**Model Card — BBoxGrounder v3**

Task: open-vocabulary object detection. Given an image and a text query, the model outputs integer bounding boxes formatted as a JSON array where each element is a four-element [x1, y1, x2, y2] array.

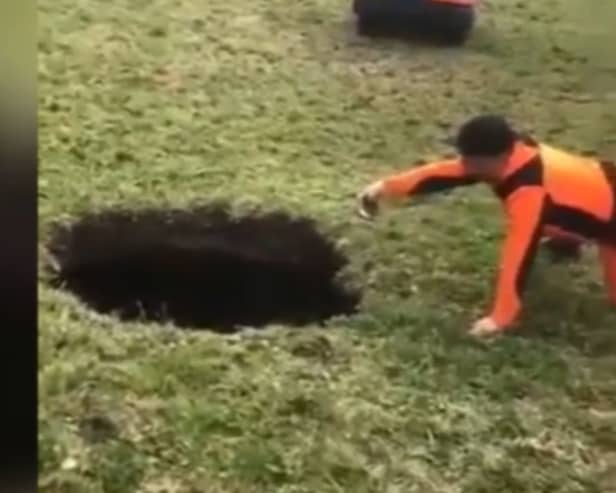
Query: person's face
[[461, 152, 510, 181]]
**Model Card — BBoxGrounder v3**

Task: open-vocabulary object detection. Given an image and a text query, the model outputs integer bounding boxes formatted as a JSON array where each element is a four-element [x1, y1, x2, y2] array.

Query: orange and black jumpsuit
[[379, 137, 616, 327]]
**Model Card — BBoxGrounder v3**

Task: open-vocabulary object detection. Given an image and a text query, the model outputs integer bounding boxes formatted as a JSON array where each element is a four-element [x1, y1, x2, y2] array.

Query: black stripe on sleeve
[[412, 175, 479, 195], [494, 156, 543, 200]]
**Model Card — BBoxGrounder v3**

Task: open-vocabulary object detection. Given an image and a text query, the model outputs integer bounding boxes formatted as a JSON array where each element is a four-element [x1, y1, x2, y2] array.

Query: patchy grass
[[38, 0, 616, 492]]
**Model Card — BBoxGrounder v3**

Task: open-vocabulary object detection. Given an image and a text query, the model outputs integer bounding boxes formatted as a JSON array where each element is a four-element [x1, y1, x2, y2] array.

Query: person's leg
[[599, 244, 616, 305]]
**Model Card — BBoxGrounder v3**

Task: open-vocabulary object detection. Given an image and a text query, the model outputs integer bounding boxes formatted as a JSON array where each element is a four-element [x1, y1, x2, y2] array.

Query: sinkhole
[[45, 204, 360, 333]]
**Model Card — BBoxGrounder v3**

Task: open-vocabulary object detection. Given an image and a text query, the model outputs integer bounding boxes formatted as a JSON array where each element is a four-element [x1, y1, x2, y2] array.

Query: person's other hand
[[469, 317, 505, 338]]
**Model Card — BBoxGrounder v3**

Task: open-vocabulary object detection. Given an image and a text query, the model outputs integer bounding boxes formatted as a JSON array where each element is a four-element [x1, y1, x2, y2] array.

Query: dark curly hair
[[455, 114, 517, 157]]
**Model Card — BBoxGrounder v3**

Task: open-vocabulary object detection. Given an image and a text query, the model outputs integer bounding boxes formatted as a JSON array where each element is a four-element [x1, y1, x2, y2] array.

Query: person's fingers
[[357, 208, 371, 220], [357, 192, 379, 218], [468, 317, 504, 338], [356, 198, 373, 219], [357, 205, 374, 220], [356, 181, 383, 220]]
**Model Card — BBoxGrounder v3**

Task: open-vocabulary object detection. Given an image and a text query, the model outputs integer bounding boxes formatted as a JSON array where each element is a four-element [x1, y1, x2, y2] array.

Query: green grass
[[38, 0, 616, 491]]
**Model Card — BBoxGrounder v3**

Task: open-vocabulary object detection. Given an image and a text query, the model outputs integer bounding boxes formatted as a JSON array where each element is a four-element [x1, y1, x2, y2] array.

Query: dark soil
[[45, 204, 360, 332]]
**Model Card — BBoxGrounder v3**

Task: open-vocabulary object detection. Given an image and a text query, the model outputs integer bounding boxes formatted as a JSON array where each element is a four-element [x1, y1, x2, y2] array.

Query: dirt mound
[[45, 204, 360, 332]]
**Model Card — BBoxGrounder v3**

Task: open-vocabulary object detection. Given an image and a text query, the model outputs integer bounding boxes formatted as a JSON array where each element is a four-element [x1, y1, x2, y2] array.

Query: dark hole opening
[[44, 204, 360, 333]]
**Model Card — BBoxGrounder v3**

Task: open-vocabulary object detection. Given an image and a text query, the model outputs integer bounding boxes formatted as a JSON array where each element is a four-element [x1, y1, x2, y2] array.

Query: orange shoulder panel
[[540, 144, 614, 222]]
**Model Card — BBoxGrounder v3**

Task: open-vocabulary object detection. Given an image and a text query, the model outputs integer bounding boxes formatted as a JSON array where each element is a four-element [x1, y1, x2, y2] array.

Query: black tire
[[353, 0, 475, 45], [422, 3, 475, 45], [356, 13, 407, 38], [439, 6, 476, 45], [356, 15, 380, 37]]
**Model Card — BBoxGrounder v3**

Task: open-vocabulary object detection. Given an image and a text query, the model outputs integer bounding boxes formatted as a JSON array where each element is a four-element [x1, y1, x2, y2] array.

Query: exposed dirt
[[45, 204, 360, 332]]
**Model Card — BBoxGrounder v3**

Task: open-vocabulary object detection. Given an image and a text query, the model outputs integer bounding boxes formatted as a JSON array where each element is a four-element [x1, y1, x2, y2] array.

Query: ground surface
[[38, 1, 616, 492]]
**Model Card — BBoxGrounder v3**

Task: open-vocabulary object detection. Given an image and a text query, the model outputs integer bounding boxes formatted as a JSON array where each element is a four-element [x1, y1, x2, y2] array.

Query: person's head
[[455, 114, 517, 180]]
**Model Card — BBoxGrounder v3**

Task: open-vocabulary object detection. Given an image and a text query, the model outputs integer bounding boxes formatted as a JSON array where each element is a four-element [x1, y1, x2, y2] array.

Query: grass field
[[38, 1, 616, 491]]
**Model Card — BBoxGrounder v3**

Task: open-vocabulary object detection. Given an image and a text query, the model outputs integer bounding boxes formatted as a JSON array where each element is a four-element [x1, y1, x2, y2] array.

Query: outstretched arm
[[379, 159, 478, 199], [358, 159, 479, 218]]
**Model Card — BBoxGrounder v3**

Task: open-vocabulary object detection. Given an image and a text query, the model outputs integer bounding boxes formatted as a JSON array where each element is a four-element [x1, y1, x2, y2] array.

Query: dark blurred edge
[[0, 1, 38, 492], [0, 140, 37, 493]]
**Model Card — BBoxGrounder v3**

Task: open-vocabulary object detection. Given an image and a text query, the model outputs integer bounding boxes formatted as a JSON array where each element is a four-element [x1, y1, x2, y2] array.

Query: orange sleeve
[[380, 159, 479, 200], [488, 186, 547, 327]]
